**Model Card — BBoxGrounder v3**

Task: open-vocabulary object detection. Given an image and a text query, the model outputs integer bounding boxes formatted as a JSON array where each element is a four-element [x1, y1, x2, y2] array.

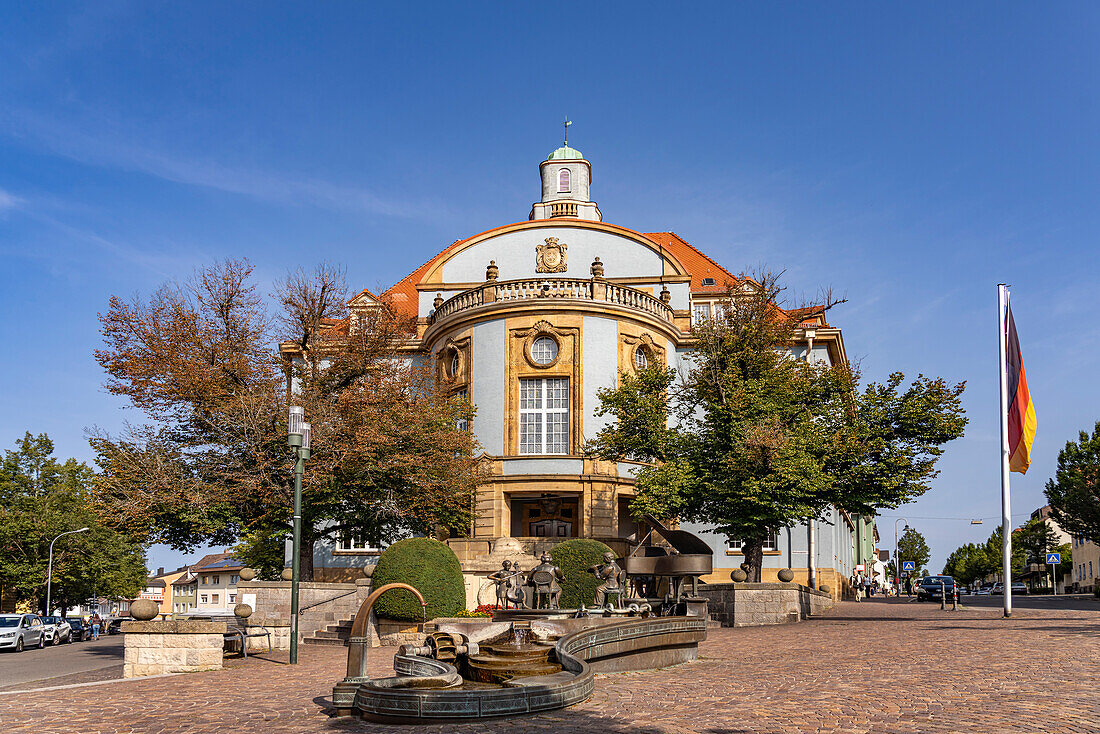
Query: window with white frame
[[212, 593, 219, 604], [229, 594, 236, 604], [200, 594, 208, 604], [212, 575, 220, 584], [454, 388, 470, 432], [519, 378, 569, 454], [692, 303, 711, 324], [634, 347, 648, 369], [337, 534, 383, 553], [726, 530, 780, 552], [530, 336, 558, 365], [201, 576, 208, 585], [558, 168, 571, 193], [230, 575, 239, 584]]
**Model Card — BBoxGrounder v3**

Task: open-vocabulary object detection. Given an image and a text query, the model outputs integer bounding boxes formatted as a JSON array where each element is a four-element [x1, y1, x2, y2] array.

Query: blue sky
[[3, 3, 1098, 574]]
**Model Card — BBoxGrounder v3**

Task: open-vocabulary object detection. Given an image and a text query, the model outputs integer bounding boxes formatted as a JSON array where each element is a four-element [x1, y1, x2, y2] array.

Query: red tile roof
[[642, 232, 741, 293]]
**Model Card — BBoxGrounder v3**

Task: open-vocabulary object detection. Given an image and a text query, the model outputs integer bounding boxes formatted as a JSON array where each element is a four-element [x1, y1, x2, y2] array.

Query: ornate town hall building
[[315, 143, 874, 594]]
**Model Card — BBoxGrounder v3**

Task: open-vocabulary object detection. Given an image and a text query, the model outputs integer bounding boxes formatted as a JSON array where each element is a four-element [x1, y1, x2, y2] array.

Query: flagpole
[[997, 283, 1013, 618]]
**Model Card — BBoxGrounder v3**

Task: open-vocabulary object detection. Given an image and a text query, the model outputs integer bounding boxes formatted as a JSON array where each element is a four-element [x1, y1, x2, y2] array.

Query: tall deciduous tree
[[0, 433, 146, 614], [588, 272, 967, 582], [896, 526, 931, 574], [1045, 422, 1100, 542], [91, 259, 478, 580]]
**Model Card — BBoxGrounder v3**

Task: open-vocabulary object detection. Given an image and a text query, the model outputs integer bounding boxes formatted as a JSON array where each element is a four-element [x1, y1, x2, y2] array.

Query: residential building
[[1071, 535, 1099, 593], [139, 566, 190, 617], [171, 569, 198, 615], [193, 552, 245, 613], [288, 143, 863, 595]]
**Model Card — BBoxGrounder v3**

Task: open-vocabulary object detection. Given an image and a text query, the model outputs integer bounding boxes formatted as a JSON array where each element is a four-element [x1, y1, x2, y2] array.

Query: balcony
[[550, 202, 578, 218], [429, 277, 675, 326]]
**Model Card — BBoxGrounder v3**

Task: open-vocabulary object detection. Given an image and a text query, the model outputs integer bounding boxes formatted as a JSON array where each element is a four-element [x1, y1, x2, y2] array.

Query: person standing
[[90, 613, 101, 640], [850, 572, 863, 601]]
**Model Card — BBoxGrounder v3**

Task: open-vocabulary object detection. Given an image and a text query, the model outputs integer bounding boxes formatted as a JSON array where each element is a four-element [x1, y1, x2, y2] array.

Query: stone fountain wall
[[697, 582, 832, 627]]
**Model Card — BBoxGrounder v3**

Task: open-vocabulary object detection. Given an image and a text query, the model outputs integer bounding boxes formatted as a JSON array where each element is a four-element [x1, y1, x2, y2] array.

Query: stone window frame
[[438, 335, 472, 385], [508, 320, 581, 456], [523, 330, 563, 370], [621, 332, 665, 374], [725, 529, 781, 555], [558, 167, 571, 193]]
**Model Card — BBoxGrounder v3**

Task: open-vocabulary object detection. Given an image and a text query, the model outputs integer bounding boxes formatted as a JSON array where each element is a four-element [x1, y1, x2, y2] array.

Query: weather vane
[[564, 116, 572, 146]]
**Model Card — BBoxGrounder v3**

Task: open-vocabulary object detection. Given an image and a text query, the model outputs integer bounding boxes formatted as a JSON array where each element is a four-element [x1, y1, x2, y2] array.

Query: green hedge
[[370, 538, 465, 621], [550, 539, 614, 609]]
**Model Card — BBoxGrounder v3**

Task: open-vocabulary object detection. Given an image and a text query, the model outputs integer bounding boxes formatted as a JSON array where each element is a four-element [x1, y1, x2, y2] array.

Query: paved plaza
[[3, 598, 1098, 733]]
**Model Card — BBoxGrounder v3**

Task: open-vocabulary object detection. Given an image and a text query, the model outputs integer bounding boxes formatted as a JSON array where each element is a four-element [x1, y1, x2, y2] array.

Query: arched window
[[634, 347, 648, 370], [558, 168, 571, 193]]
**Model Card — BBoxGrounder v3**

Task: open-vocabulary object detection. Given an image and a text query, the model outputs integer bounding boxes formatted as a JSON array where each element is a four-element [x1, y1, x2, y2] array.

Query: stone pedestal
[[122, 620, 226, 678]]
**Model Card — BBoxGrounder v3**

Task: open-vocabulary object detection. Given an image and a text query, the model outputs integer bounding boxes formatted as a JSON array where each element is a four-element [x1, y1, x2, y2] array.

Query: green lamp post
[[287, 406, 310, 665]]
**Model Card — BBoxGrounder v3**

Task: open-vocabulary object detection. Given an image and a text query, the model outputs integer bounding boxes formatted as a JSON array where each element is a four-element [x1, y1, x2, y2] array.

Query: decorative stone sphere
[[819, 584, 832, 594], [777, 568, 794, 583], [129, 599, 159, 621], [730, 568, 748, 583], [280, 567, 294, 581], [234, 603, 253, 619], [238, 567, 256, 582]]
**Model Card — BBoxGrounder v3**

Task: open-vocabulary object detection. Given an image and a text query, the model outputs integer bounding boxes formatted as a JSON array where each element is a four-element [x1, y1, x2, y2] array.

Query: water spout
[[346, 582, 428, 679]]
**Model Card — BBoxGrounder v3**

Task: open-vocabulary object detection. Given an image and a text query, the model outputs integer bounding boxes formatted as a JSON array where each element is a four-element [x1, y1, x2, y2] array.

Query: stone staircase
[[302, 616, 355, 646]]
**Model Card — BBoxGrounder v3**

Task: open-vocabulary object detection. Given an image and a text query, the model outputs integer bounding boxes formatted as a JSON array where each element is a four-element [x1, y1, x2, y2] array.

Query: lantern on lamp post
[[287, 406, 310, 664]]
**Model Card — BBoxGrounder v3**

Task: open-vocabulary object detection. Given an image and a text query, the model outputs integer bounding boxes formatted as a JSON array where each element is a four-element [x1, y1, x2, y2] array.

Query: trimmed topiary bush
[[550, 539, 614, 609], [370, 538, 465, 621]]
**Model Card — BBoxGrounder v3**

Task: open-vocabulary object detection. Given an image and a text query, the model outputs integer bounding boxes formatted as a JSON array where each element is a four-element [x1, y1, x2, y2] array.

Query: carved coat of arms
[[536, 237, 568, 273]]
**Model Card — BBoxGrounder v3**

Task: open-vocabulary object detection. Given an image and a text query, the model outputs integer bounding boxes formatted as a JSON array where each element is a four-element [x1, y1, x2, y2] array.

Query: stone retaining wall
[[239, 579, 369, 645], [122, 620, 225, 678], [698, 582, 833, 627]]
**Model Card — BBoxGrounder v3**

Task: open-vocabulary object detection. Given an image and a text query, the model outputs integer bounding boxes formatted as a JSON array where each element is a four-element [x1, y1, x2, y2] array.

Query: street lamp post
[[46, 527, 89, 616], [287, 407, 310, 665], [894, 519, 910, 597]]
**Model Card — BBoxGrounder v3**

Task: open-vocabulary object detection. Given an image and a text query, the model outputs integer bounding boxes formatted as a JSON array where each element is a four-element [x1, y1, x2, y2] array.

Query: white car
[[40, 616, 72, 645], [0, 614, 46, 652]]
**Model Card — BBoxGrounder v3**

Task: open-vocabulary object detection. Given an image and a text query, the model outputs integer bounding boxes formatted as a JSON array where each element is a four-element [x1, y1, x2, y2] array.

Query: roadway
[[0, 635, 123, 691], [962, 592, 1100, 612]]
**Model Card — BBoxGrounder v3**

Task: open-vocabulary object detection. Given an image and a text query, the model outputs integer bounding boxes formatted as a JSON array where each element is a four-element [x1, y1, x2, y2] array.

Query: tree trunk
[[298, 535, 315, 582], [741, 537, 765, 583]]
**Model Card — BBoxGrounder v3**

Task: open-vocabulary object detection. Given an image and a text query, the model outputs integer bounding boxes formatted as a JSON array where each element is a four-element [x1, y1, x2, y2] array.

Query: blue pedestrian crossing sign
[[1046, 552, 1061, 564], [902, 561, 916, 572]]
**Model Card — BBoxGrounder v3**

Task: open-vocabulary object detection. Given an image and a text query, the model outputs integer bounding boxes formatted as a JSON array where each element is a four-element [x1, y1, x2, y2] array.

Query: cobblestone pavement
[[2, 598, 1097, 733]]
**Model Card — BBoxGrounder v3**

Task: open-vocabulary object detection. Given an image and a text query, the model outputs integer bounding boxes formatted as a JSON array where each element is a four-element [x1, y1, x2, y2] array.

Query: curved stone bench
[[347, 616, 707, 722]]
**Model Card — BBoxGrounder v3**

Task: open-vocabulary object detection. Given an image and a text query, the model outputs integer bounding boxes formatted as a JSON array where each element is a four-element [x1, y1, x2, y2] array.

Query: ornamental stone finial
[[433, 293, 444, 309], [590, 256, 604, 278], [486, 260, 499, 281], [659, 285, 671, 303]]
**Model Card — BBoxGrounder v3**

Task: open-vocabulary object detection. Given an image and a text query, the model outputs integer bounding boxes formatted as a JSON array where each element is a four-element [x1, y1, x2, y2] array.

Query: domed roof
[[547, 145, 584, 161]]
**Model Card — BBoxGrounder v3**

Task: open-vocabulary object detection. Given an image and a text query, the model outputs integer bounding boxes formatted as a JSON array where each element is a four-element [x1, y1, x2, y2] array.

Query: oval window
[[450, 353, 460, 377], [634, 348, 648, 369], [531, 336, 558, 365]]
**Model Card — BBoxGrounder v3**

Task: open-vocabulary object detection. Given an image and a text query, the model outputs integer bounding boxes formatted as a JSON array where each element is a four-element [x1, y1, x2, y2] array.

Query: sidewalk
[[2, 598, 1097, 733]]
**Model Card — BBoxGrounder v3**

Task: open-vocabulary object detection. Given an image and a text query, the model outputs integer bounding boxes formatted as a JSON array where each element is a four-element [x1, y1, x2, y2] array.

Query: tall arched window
[[558, 168, 571, 193]]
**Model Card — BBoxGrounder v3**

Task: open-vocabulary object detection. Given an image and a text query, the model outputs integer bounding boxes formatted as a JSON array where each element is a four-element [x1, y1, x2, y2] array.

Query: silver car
[[40, 616, 72, 645], [0, 614, 46, 652]]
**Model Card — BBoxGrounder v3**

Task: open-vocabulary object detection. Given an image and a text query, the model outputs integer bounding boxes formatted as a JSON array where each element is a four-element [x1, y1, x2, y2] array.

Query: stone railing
[[550, 202, 578, 217], [430, 277, 674, 325]]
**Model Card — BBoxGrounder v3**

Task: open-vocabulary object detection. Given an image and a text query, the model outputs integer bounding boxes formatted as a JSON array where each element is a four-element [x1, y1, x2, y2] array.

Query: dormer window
[[701, 277, 717, 286], [558, 168, 571, 193]]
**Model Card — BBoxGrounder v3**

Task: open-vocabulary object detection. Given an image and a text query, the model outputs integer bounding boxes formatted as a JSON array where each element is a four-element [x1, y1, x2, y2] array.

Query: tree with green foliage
[[0, 433, 146, 614], [1016, 518, 1061, 565], [587, 272, 967, 582], [896, 527, 931, 576], [550, 539, 614, 609], [369, 538, 465, 621], [1045, 422, 1100, 543], [942, 542, 990, 585]]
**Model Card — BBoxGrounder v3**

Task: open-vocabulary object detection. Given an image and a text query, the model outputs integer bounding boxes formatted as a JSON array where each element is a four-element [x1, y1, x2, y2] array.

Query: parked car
[[974, 586, 992, 595], [990, 582, 1028, 595], [40, 616, 71, 645], [67, 618, 90, 642], [916, 575, 958, 601], [105, 617, 124, 635], [0, 614, 46, 652]]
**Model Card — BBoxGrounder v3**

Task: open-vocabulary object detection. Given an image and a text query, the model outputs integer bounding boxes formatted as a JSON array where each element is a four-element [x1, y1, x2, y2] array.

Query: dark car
[[916, 575, 958, 601], [67, 618, 90, 642]]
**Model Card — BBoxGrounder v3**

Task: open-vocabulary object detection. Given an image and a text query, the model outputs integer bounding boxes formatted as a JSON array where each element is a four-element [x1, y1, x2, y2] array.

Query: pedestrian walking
[[864, 575, 874, 598], [90, 612, 101, 640], [850, 572, 863, 601], [904, 575, 913, 597]]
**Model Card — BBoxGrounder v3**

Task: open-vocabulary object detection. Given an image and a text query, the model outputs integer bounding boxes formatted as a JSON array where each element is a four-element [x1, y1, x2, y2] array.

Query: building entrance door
[[510, 495, 579, 538]]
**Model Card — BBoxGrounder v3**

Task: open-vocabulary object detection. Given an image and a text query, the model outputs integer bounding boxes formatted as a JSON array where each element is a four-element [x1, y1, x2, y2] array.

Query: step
[[302, 636, 349, 647]]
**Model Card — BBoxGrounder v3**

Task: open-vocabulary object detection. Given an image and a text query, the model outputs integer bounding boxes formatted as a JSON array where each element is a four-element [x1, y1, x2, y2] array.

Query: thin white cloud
[[0, 108, 445, 220], [0, 188, 23, 212]]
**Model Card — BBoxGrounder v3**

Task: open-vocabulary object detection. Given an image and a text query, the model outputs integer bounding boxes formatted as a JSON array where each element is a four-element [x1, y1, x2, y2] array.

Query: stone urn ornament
[[281, 567, 294, 581], [234, 603, 253, 619], [239, 567, 256, 582], [730, 568, 748, 583], [777, 568, 794, 583], [129, 598, 159, 621]]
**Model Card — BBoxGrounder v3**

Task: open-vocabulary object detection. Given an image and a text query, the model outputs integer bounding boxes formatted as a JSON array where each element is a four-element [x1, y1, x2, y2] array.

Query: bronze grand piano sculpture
[[621, 515, 713, 612]]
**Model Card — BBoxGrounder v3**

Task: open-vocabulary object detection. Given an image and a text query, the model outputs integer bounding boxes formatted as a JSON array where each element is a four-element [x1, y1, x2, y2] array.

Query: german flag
[[1005, 299, 1036, 473]]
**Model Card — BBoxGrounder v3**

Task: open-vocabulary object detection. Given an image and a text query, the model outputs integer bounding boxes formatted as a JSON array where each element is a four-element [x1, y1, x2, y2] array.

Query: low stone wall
[[122, 620, 225, 678], [699, 582, 833, 627], [376, 619, 426, 647], [240, 616, 292, 651], [240, 579, 369, 645]]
